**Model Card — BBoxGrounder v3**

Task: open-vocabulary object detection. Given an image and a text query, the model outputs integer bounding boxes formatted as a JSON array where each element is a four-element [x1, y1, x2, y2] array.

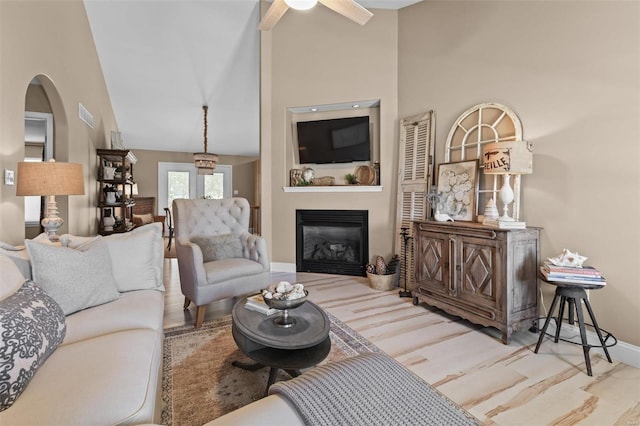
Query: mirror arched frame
[[445, 103, 524, 220]]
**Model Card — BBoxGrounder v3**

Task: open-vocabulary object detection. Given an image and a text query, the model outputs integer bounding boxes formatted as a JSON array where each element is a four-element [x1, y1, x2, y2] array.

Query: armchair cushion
[[191, 234, 243, 262]]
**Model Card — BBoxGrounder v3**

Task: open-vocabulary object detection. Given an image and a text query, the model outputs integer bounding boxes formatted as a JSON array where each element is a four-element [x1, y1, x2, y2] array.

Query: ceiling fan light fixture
[[193, 105, 218, 175], [285, 0, 317, 11]]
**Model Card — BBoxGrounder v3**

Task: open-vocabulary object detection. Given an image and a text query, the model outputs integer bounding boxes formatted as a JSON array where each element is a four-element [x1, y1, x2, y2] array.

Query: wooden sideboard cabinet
[[412, 220, 540, 344]]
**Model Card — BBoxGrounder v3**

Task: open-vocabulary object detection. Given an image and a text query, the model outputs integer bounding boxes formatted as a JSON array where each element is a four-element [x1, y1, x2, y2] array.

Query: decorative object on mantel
[[435, 159, 479, 222], [373, 161, 380, 185], [482, 141, 533, 229], [311, 176, 335, 186], [365, 255, 399, 292], [290, 169, 303, 186], [302, 167, 314, 183], [354, 165, 376, 185], [345, 173, 358, 185], [193, 105, 218, 175]]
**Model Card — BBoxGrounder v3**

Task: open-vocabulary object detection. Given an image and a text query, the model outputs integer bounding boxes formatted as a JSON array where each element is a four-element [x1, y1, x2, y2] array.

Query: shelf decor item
[[193, 105, 218, 175], [16, 159, 85, 242], [482, 141, 532, 225]]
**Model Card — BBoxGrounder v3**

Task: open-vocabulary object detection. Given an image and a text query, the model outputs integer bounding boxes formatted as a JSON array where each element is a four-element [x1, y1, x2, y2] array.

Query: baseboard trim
[[271, 262, 296, 273], [543, 322, 640, 368]]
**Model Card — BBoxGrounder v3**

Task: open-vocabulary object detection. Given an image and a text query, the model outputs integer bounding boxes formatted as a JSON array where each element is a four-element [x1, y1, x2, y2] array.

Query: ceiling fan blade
[[318, 0, 373, 26], [258, 0, 290, 31]]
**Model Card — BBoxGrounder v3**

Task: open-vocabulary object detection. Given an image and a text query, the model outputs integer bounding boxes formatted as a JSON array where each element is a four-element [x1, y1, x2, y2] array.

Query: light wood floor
[[162, 259, 640, 425]]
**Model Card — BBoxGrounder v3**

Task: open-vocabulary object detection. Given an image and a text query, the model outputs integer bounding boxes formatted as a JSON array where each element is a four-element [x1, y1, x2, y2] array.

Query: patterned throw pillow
[[0, 280, 66, 411], [191, 234, 243, 262]]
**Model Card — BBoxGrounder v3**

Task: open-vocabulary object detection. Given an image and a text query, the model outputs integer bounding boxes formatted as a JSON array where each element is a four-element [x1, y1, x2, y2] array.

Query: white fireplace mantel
[[282, 186, 383, 193]]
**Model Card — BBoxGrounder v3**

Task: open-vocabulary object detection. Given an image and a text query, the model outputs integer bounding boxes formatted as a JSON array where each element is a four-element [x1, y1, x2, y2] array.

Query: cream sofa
[[0, 224, 165, 425]]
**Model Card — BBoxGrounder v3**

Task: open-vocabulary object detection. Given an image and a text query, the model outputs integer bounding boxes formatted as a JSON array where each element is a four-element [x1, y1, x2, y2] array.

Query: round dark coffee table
[[231, 296, 331, 396]]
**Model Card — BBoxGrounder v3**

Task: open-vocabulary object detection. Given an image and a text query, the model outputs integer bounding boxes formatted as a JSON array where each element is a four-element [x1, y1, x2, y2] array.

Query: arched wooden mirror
[[444, 103, 524, 220]]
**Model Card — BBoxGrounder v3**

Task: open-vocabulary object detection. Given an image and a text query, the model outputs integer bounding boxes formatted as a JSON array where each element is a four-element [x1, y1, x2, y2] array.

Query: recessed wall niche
[[287, 100, 380, 186]]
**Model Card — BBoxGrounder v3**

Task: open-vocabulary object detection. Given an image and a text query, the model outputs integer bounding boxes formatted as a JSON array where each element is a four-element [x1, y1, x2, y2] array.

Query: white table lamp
[[482, 141, 533, 222], [17, 159, 85, 241]]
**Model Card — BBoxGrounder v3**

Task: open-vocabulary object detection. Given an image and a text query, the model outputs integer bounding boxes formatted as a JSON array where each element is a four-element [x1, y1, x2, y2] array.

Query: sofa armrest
[[240, 232, 270, 270], [204, 394, 303, 426], [153, 215, 166, 234]]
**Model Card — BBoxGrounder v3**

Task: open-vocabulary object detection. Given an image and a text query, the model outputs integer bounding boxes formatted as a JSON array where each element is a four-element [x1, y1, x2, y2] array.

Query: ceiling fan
[[259, 0, 373, 31]]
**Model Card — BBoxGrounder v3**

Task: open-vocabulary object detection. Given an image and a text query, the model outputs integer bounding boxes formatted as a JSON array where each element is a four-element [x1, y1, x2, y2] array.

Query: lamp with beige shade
[[482, 141, 533, 227], [17, 159, 85, 242]]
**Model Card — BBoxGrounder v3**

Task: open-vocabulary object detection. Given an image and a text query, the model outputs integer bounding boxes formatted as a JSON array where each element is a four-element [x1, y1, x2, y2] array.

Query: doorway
[[157, 162, 232, 215], [24, 111, 53, 238]]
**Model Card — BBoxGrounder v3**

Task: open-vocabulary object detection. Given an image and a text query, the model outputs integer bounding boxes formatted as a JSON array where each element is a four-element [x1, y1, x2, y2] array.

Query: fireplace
[[296, 210, 368, 276]]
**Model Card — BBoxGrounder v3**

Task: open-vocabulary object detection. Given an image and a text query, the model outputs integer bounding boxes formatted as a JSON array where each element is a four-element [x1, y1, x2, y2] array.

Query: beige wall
[[133, 149, 258, 206], [0, 0, 117, 244], [397, 1, 640, 345], [261, 5, 399, 265]]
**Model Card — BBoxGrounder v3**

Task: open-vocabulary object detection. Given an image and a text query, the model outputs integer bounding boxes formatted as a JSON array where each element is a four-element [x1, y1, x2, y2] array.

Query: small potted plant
[[345, 173, 358, 185]]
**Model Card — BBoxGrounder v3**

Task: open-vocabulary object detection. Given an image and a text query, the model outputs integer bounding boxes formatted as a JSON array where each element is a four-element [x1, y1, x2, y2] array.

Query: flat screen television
[[296, 116, 370, 164]]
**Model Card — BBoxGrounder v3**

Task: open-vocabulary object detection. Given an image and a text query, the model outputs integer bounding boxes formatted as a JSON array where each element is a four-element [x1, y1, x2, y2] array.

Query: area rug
[[161, 311, 381, 426]]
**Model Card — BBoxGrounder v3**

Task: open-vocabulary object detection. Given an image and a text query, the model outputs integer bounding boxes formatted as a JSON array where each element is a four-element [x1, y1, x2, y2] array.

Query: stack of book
[[244, 294, 278, 315], [540, 262, 606, 286], [483, 218, 527, 229]]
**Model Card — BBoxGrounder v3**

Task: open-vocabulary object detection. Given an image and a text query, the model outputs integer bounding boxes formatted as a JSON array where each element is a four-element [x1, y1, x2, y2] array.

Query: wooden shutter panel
[[396, 111, 435, 291]]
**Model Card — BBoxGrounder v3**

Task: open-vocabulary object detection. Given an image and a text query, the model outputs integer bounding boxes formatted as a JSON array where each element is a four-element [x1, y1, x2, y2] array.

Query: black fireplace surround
[[296, 209, 368, 277]]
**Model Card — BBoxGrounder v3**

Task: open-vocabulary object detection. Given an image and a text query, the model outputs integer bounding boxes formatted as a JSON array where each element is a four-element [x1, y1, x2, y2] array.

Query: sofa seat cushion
[[203, 258, 266, 284], [0, 328, 163, 425], [62, 289, 164, 346]]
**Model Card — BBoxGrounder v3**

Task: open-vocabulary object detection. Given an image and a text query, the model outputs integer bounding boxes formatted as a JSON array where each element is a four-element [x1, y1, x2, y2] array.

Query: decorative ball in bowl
[[261, 282, 307, 327], [262, 289, 308, 311]]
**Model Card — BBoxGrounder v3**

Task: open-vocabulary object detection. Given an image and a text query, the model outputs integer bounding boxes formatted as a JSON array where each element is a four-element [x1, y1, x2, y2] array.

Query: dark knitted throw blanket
[[269, 353, 481, 426]]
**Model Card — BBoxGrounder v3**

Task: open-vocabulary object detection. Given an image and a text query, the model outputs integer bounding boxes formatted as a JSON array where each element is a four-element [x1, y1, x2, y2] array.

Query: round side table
[[534, 277, 616, 376]]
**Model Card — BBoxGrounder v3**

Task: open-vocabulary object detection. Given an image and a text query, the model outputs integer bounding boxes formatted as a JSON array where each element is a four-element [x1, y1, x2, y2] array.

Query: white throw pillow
[[0, 233, 53, 280], [0, 253, 26, 301], [102, 222, 164, 292], [25, 239, 120, 315]]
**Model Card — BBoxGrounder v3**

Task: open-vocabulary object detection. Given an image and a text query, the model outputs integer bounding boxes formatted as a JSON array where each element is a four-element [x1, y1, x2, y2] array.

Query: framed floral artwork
[[435, 159, 479, 221]]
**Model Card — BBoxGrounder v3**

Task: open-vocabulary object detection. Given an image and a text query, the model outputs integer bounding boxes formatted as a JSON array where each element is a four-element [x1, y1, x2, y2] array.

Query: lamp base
[[42, 195, 63, 242]]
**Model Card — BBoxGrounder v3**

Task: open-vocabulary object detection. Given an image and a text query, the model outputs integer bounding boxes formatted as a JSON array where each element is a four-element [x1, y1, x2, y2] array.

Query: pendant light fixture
[[193, 105, 218, 175]]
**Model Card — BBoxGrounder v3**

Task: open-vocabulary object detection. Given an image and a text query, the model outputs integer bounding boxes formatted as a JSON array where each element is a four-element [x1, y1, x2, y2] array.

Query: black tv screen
[[296, 116, 370, 164]]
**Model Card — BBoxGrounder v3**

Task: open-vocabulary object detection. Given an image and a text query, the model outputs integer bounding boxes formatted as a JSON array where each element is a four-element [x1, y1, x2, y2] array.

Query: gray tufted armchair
[[173, 198, 270, 328]]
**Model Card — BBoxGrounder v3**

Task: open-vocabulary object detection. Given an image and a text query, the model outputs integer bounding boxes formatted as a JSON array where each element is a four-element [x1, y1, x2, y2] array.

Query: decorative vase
[[103, 209, 115, 231], [483, 198, 499, 221], [106, 192, 117, 204]]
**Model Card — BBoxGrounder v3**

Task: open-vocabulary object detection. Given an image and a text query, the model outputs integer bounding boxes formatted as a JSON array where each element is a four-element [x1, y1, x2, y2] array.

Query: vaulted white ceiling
[[84, 0, 422, 156]]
